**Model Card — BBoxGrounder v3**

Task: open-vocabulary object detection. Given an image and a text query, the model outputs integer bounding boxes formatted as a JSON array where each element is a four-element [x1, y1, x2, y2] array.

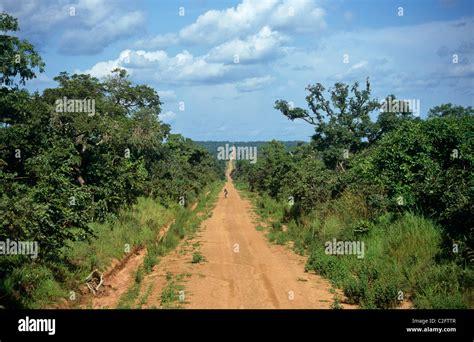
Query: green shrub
[[413, 263, 469, 309], [192, 252, 204, 264], [268, 230, 289, 245], [343, 276, 368, 305], [143, 243, 159, 273], [306, 246, 351, 286], [3, 263, 64, 308], [366, 278, 399, 309]]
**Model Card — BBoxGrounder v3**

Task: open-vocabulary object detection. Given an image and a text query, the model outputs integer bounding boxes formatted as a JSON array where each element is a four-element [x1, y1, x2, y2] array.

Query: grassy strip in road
[[116, 180, 223, 308], [160, 272, 187, 309], [116, 266, 145, 309]]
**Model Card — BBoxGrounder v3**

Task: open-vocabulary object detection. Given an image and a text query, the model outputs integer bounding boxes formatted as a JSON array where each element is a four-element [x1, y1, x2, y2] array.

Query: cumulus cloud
[[0, 0, 144, 55], [205, 26, 287, 64], [59, 11, 144, 55], [279, 16, 474, 93], [235, 75, 275, 92], [136, 0, 326, 49], [81, 49, 240, 86]]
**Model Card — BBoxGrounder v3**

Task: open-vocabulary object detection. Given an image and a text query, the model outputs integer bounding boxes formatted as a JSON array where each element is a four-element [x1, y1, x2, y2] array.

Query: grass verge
[[235, 181, 473, 309]]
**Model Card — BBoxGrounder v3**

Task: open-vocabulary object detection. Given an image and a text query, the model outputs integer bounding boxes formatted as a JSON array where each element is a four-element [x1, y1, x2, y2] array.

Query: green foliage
[[235, 142, 334, 217], [192, 252, 204, 264], [0, 12, 45, 87], [275, 79, 380, 169], [268, 230, 289, 245], [427, 103, 474, 118], [143, 243, 160, 274], [2, 262, 65, 308], [160, 273, 186, 308], [117, 266, 144, 309], [373, 94, 418, 141], [302, 211, 470, 308], [236, 83, 473, 308], [236, 140, 291, 197], [0, 14, 222, 308], [348, 115, 474, 260]]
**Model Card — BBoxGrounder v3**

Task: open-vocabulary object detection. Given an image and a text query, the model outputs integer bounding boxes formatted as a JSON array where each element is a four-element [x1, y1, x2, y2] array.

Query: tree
[[249, 140, 291, 197], [280, 144, 332, 216], [427, 103, 474, 118], [275, 78, 379, 170], [350, 114, 474, 261], [372, 94, 418, 141], [104, 68, 162, 117], [0, 12, 222, 308], [0, 12, 45, 87]]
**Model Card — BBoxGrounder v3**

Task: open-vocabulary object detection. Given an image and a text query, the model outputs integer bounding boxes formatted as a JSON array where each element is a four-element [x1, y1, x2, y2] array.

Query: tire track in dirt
[[140, 163, 356, 309], [77, 220, 174, 309]]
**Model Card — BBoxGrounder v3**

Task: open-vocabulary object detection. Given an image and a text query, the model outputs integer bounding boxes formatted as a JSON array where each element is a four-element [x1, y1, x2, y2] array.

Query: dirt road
[[136, 163, 349, 309]]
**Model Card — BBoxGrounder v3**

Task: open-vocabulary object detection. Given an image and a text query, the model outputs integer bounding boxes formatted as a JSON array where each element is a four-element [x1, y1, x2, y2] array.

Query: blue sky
[[2, 0, 473, 141]]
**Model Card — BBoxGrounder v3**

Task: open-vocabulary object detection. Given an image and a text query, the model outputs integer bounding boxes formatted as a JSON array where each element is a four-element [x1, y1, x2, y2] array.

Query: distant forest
[[195, 141, 305, 158]]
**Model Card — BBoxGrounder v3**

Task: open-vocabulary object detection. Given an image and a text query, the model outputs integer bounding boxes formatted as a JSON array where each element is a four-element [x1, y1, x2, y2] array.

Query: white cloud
[[157, 90, 177, 102], [78, 50, 128, 78], [268, 0, 326, 33], [174, 0, 277, 46], [280, 17, 474, 92], [81, 49, 238, 86], [60, 11, 144, 55], [0, 0, 145, 55], [160, 110, 177, 122], [0, 0, 69, 33], [205, 26, 287, 64], [138, 0, 326, 49], [235, 75, 275, 92]]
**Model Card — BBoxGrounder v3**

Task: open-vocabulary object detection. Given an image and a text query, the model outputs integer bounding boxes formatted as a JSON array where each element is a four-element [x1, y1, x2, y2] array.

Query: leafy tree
[[0, 12, 222, 308], [246, 140, 291, 197], [150, 134, 220, 203], [280, 144, 333, 216], [0, 12, 45, 87], [373, 94, 418, 141], [104, 68, 162, 116], [275, 79, 379, 170], [427, 103, 474, 118], [350, 114, 473, 262]]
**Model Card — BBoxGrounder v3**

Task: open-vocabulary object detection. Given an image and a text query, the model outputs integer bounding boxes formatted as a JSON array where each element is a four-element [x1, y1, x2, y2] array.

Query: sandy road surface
[[139, 163, 352, 309]]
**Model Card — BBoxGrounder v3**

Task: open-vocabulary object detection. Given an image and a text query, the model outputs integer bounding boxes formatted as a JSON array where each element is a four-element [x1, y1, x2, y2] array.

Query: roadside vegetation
[[0, 13, 222, 308], [234, 81, 473, 309], [1, 12, 472, 310], [116, 181, 221, 309]]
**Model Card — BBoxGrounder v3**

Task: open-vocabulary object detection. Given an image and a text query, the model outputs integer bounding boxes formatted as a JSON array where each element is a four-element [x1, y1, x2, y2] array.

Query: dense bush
[[346, 115, 474, 262], [0, 13, 221, 308], [234, 77, 473, 308]]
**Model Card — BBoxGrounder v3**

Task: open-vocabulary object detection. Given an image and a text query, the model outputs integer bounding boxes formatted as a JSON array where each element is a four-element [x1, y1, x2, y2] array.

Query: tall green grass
[[237, 185, 473, 309], [66, 197, 176, 280], [1, 197, 175, 308], [115, 180, 222, 308], [2, 180, 223, 309]]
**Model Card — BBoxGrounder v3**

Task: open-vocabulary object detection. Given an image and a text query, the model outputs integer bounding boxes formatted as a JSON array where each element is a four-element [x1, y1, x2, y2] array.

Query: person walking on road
[[224, 188, 228, 199]]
